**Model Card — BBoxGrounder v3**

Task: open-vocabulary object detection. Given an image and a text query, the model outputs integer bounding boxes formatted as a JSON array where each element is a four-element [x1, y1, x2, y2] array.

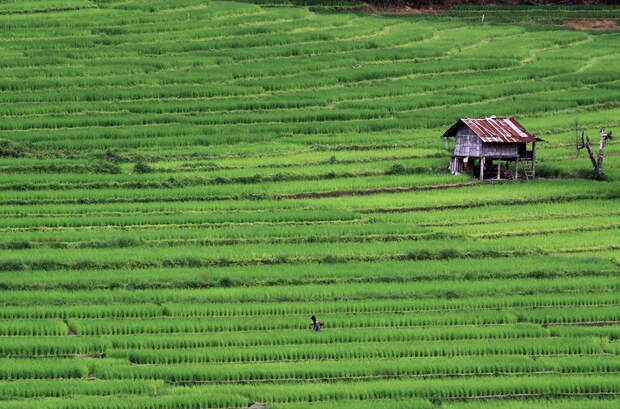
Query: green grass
[[0, 1, 619, 408]]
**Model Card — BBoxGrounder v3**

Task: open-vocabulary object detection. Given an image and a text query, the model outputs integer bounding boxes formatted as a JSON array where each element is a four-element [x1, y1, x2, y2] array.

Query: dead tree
[[576, 128, 613, 179]]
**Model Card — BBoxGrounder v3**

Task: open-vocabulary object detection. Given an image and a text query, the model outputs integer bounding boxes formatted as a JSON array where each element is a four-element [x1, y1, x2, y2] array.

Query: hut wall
[[454, 126, 482, 157], [482, 142, 518, 158]]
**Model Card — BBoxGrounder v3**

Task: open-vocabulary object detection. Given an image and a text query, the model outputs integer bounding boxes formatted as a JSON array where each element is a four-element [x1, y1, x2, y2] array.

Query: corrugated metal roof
[[443, 117, 543, 143]]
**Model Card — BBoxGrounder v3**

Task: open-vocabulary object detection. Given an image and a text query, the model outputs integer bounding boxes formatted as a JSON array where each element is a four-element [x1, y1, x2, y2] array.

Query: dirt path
[[564, 19, 620, 31], [361, 3, 443, 15]]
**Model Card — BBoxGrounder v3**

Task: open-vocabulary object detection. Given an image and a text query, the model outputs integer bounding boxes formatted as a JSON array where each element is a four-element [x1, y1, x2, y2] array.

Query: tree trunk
[[531, 142, 536, 179], [596, 134, 607, 177], [584, 143, 598, 174]]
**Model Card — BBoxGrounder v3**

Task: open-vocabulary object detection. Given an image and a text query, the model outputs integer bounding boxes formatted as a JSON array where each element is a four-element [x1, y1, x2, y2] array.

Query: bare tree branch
[[576, 127, 613, 179]]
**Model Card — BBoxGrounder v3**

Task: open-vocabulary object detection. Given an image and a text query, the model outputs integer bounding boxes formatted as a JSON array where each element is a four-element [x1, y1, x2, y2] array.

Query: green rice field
[[1, 0, 620, 408]]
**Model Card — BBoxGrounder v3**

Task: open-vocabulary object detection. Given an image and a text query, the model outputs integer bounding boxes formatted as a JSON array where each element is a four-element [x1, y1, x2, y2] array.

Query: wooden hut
[[442, 116, 543, 181]]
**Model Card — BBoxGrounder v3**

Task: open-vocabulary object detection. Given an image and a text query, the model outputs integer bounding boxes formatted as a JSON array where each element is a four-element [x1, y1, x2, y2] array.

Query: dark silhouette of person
[[310, 315, 321, 332]]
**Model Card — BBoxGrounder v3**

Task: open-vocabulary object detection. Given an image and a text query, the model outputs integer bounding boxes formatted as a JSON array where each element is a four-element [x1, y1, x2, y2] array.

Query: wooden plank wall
[[453, 125, 519, 158], [482, 142, 518, 157], [454, 126, 481, 157]]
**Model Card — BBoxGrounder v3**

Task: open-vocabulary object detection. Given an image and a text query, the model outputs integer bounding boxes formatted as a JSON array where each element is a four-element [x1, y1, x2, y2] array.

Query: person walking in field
[[310, 315, 323, 332]]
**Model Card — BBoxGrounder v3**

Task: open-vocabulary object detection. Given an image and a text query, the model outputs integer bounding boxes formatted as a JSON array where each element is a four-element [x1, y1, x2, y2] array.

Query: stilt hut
[[442, 116, 543, 181]]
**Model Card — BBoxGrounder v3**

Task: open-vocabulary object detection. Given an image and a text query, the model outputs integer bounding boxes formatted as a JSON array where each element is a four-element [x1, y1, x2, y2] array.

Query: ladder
[[523, 161, 535, 180]]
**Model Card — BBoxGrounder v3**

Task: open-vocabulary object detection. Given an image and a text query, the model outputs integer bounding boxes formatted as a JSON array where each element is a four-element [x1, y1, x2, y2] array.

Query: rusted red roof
[[442, 117, 543, 143]]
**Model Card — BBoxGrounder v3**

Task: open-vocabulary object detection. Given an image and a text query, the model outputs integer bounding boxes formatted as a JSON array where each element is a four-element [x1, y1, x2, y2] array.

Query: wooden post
[[496, 161, 501, 180], [515, 159, 519, 180], [531, 142, 536, 179], [480, 157, 485, 181]]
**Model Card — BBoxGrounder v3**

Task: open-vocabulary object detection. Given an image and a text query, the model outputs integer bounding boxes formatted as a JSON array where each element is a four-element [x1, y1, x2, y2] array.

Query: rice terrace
[[1, 0, 620, 408]]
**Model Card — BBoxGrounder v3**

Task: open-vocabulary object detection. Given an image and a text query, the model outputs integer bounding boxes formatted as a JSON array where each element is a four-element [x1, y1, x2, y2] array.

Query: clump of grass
[[133, 161, 153, 174]]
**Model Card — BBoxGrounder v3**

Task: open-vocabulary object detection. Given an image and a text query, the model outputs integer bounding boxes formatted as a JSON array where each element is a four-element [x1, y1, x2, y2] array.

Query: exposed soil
[[361, 3, 443, 15], [563, 19, 620, 31], [360, 1, 619, 15]]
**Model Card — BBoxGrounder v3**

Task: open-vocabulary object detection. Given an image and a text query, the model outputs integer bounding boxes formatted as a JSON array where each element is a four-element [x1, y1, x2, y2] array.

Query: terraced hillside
[[1, 1, 620, 408]]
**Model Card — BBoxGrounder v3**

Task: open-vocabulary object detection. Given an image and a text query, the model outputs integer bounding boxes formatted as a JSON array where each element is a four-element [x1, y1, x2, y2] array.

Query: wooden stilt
[[515, 159, 519, 180], [496, 161, 501, 180], [480, 157, 485, 181]]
